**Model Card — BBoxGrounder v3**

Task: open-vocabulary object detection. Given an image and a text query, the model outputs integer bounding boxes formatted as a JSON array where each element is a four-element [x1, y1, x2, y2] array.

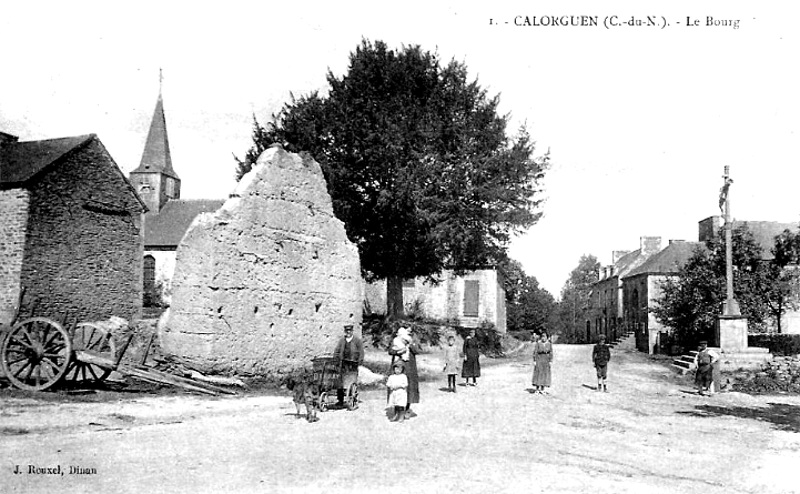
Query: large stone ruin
[[160, 146, 362, 378]]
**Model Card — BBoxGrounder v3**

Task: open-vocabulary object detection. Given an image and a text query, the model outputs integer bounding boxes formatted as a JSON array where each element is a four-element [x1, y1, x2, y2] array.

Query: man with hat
[[694, 341, 720, 395], [592, 334, 611, 392], [333, 324, 364, 409]]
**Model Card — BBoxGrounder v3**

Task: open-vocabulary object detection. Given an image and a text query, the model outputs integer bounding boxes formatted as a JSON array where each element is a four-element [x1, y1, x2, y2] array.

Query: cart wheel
[[63, 323, 117, 384], [318, 392, 329, 412], [347, 383, 359, 410], [0, 317, 72, 391]]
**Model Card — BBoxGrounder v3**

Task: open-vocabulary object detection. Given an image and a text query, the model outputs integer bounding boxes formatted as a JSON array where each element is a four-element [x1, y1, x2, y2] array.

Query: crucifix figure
[[720, 165, 740, 316]]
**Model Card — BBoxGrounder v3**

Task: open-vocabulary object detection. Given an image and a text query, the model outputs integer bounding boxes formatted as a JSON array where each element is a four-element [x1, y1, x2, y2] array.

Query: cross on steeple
[[129, 70, 181, 214]]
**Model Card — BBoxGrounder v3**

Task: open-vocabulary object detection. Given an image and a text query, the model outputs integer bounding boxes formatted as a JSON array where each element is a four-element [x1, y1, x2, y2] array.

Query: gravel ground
[[2, 338, 800, 494]]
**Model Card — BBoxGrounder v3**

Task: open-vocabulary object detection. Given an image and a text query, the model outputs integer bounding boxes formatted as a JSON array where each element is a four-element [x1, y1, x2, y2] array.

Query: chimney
[[698, 216, 722, 243], [612, 250, 631, 264], [0, 132, 20, 182], [669, 239, 685, 245], [0, 131, 19, 147], [640, 236, 662, 256]]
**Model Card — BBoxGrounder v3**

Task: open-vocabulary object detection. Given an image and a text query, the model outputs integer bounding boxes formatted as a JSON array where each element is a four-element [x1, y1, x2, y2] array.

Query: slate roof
[[129, 94, 179, 179], [0, 134, 94, 185], [735, 221, 797, 260], [144, 199, 225, 247], [624, 241, 705, 278]]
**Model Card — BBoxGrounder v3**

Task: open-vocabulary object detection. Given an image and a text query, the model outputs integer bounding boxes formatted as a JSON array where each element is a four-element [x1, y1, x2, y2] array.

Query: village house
[[621, 240, 702, 354], [586, 236, 662, 344], [127, 90, 223, 307], [617, 216, 800, 355], [0, 131, 146, 325], [364, 268, 507, 333]]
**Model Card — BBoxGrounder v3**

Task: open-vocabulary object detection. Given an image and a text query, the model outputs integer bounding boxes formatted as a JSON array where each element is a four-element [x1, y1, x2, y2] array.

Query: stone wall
[[0, 189, 29, 324], [161, 147, 363, 377], [20, 138, 144, 323]]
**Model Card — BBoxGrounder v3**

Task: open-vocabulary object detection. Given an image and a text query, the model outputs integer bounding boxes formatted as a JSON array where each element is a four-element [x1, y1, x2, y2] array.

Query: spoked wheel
[[318, 392, 329, 412], [63, 323, 117, 385], [347, 383, 359, 410], [0, 317, 72, 391]]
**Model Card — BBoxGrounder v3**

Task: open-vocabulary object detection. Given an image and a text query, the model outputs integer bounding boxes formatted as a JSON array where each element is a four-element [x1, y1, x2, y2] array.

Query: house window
[[143, 255, 156, 292], [463, 280, 480, 317], [402, 278, 416, 288], [165, 178, 175, 198]]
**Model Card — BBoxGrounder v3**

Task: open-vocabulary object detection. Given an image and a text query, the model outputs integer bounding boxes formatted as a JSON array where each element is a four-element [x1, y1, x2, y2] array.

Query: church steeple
[[129, 71, 181, 214]]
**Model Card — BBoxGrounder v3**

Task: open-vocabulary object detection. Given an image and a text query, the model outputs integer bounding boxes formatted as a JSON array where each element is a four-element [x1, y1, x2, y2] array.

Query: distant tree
[[236, 40, 549, 318], [500, 259, 557, 334], [653, 224, 800, 346], [555, 255, 600, 343]]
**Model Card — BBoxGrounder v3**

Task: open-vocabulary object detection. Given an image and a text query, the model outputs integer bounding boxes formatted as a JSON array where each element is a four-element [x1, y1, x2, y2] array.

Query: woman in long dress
[[462, 329, 481, 386], [531, 332, 553, 393], [390, 327, 420, 418]]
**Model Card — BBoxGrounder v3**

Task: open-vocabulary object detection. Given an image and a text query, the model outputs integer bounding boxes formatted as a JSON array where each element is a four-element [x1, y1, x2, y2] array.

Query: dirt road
[[2, 338, 800, 493]]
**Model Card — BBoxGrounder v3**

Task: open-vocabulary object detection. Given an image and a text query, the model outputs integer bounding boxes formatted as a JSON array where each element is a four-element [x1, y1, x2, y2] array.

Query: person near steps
[[592, 334, 611, 392]]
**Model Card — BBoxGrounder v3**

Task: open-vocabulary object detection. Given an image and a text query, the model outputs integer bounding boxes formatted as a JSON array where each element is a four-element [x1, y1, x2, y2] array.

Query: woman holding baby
[[389, 326, 420, 419]]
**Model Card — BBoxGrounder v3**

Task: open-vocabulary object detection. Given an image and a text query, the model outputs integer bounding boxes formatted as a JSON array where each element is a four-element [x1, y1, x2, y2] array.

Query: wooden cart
[[0, 316, 117, 391], [0, 292, 235, 395]]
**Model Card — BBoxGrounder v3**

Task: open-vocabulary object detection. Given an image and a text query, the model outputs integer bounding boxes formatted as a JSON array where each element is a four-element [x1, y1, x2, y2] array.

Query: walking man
[[592, 334, 611, 392], [333, 324, 364, 409]]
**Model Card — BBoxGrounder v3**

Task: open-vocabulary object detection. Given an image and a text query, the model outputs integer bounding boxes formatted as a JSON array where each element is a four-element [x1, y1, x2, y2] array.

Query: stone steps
[[672, 347, 773, 373], [672, 350, 699, 374], [610, 332, 636, 350]]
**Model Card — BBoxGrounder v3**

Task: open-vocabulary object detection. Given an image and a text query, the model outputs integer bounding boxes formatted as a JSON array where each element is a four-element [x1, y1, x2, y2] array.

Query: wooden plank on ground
[[74, 351, 235, 396]]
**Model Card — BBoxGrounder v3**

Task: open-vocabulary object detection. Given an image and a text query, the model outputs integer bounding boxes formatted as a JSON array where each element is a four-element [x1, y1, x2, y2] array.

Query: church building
[[128, 88, 224, 308]]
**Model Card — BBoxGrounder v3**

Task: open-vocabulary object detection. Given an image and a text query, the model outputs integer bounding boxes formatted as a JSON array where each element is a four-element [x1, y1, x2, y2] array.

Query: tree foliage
[[500, 259, 557, 334], [555, 255, 600, 343], [653, 224, 800, 346], [236, 39, 549, 317]]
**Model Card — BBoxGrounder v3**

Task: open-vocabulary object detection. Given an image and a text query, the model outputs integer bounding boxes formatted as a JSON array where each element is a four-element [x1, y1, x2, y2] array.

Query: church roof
[[144, 199, 225, 248], [0, 134, 94, 185], [624, 241, 705, 278], [130, 94, 179, 179]]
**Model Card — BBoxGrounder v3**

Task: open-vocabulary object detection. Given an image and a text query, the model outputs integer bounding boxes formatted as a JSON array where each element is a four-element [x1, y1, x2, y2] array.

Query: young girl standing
[[386, 362, 408, 422], [442, 334, 461, 392]]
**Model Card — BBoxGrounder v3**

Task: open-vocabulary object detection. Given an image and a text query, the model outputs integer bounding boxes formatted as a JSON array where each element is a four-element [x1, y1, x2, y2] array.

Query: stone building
[[698, 216, 800, 334], [621, 240, 702, 353], [586, 237, 662, 344], [364, 268, 507, 333], [127, 90, 223, 306], [0, 131, 146, 325], [615, 216, 800, 355]]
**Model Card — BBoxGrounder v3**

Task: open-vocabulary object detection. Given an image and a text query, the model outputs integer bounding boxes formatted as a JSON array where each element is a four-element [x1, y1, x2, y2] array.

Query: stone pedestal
[[718, 316, 748, 352], [716, 315, 772, 371]]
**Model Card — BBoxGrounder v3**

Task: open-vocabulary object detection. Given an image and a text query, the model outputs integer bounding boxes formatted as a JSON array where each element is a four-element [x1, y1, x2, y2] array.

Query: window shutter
[[463, 280, 480, 317]]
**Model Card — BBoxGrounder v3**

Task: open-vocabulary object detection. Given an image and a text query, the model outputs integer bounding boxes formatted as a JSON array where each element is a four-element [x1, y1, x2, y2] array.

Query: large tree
[[653, 224, 800, 346], [556, 255, 600, 343], [236, 40, 548, 318]]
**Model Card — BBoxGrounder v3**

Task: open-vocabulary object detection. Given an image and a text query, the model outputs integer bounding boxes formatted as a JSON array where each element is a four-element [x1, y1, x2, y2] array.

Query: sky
[[1, 1, 798, 297]]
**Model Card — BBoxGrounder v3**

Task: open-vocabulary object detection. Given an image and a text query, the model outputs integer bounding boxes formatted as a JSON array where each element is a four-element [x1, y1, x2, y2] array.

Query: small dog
[[287, 376, 321, 423]]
